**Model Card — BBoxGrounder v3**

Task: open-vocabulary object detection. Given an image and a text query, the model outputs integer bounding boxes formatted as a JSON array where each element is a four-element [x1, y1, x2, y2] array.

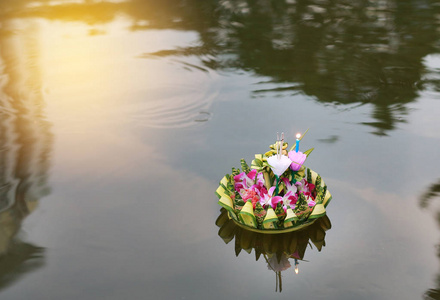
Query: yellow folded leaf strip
[[309, 204, 326, 220], [239, 201, 258, 228], [215, 185, 228, 199], [218, 196, 233, 211], [220, 176, 229, 187], [323, 190, 332, 207], [284, 208, 298, 228], [263, 207, 278, 229]]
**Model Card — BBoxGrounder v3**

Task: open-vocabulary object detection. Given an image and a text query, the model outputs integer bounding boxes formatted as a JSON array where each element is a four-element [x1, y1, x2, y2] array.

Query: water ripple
[[128, 83, 218, 129]]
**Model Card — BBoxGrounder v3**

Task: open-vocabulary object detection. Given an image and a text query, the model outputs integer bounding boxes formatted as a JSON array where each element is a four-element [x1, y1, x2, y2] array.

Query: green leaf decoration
[[275, 202, 286, 226], [234, 198, 245, 216], [231, 167, 240, 177], [299, 128, 309, 140], [309, 204, 326, 220], [254, 158, 263, 167], [239, 201, 257, 228], [265, 150, 276, 157], [263, 207, 279, 229], [215, 209, 230, 227], [235, 235, 242, 256], [284, 208, 298, 228], [315, 189, 323, 205], [255, 248, 262, 261], [324, 190, 332, 207], [220, 175, 228, 187], [251, 157, 265, 171], [220, 184, 232, 196], [303, 148, 314, 157], [215, 185, 228, 199], [240, 159, 250, 174], [293, 171, 304, 183], [294, 193, 312, 221], [315, 175, 322, 189], [217, 218, 236, 243], [269, 142, 287, 150], [309, 169, 318, 184], [227, 180, 235, 194], [240, 229, 254, 252], [229, 210, 239, 222], [217, 191, 232, 207], [254, 202, 266, 228], [322, 185, 327, 199]]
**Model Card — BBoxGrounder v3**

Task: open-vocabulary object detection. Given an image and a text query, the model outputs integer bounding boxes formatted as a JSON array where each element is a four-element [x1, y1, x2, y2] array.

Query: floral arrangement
[[216, 131, 332, 233]]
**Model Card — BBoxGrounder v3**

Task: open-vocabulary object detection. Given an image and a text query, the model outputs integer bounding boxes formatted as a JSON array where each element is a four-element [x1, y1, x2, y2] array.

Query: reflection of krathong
[[216, 207, 332, 292], [216, 131, 332, 233]]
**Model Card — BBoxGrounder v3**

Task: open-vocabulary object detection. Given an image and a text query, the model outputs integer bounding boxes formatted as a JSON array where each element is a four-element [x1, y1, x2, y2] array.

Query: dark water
[[1, 0, 440, 299]]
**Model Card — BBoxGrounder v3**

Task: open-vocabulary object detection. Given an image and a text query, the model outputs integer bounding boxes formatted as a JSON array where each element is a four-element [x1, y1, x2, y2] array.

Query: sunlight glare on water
[[39, 16, 216, 131]]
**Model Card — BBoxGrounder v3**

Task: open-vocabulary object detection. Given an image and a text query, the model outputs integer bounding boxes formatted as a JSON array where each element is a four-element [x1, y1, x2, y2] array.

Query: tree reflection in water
[[2, 0, 440, 134], [0, 19, 52, 290], [138, 0, 440, 135], [420, 179, 440, 300]]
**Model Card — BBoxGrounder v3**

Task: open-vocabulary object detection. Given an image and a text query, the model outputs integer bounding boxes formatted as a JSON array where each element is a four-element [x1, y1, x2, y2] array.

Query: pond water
[[1, 0, 440, 299]]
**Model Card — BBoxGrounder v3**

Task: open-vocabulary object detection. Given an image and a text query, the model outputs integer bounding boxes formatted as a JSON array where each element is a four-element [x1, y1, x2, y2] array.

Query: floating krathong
[[216, 131, 332, 233]]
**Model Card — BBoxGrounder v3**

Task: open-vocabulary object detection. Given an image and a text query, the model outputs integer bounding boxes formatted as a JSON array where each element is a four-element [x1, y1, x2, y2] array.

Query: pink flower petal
[[247, 169, 257, 180], [268, 186, 276, 196], [233, 172, 247, 182], [271, 196, 282, 209]]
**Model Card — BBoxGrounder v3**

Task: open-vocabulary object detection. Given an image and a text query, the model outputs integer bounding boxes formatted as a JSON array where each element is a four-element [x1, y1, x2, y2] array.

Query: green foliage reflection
[[2, 0, 440, 135]]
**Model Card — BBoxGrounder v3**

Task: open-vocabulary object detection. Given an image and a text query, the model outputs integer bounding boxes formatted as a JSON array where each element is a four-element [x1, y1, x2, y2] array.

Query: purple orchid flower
[[234, 169, 257, 192], [260, 186, 282, 209], [233, 170, 269, 208], [295, 179, 316, 207], [281, 178, 299, 209]]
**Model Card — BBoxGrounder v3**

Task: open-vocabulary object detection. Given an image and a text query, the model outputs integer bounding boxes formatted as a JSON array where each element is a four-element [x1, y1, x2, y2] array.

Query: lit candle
[[295, 133, 301, 153]]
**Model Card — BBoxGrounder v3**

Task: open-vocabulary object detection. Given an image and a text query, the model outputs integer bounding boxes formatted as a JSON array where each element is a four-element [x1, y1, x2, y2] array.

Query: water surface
[[1, 1, 440, 299]]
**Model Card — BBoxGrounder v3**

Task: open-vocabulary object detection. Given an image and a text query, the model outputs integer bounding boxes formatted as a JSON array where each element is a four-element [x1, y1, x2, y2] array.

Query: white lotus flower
[[267, 155, 292, 177]]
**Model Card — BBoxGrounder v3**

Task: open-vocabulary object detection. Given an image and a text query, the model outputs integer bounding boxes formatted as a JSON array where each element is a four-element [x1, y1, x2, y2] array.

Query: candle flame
[[296, 133, 301, 139], [295, 266, 299, 274]]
